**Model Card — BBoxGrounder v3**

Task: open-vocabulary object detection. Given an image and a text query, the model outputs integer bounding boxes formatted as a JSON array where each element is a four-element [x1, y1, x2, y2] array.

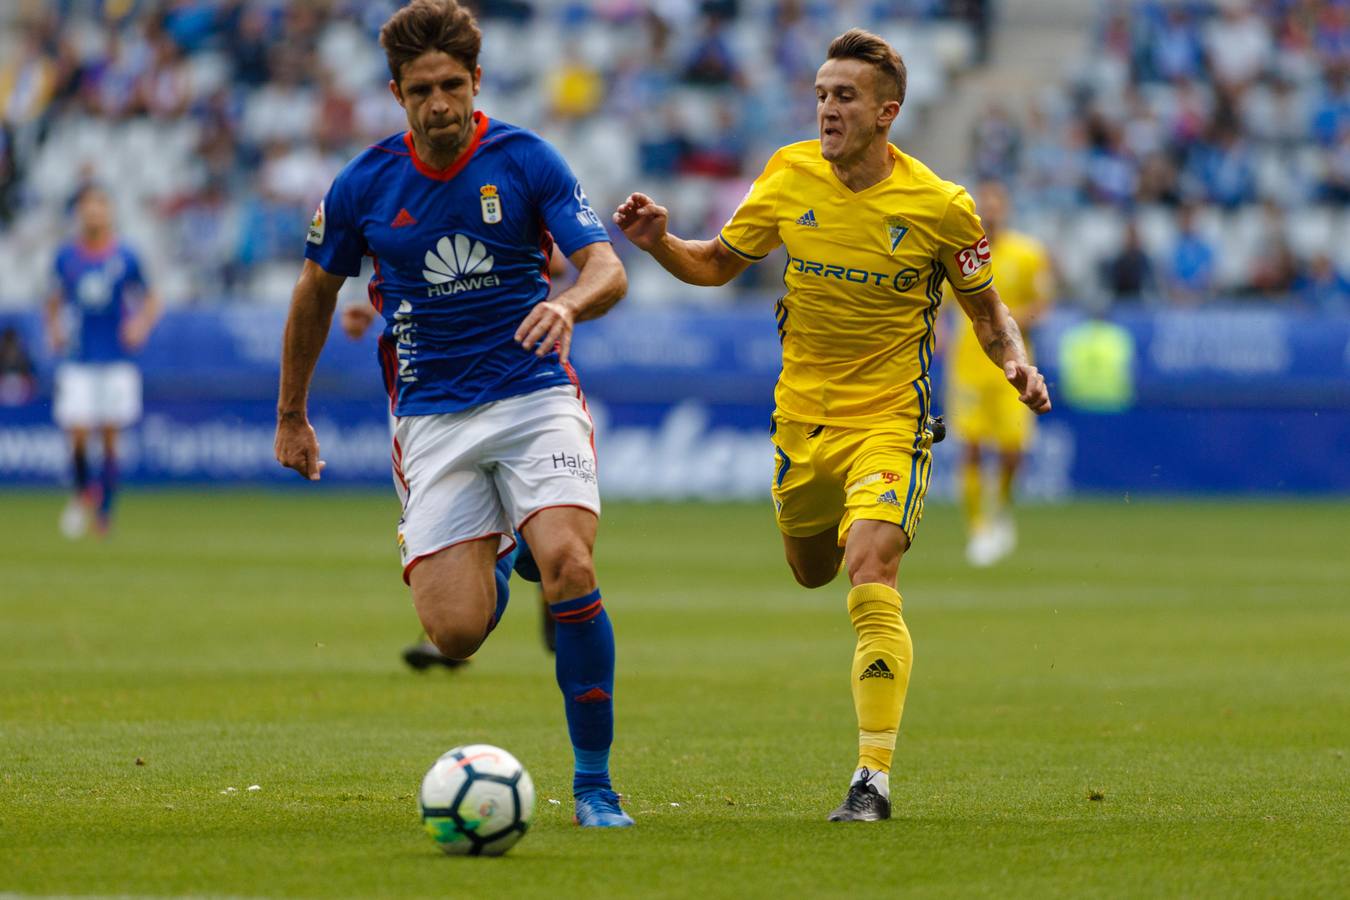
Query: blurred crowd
[[0, 0, 982, 306], [1, 0, 1346, 311], [985, 0, 1350, 310]]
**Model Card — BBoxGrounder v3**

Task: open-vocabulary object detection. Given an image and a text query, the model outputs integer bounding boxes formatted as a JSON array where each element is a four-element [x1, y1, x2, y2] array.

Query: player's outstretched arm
[[613, 193, 752, 287], [954, 285, 1052, 414], [276, 260, 346, 480], [516, 241, 626, 365]]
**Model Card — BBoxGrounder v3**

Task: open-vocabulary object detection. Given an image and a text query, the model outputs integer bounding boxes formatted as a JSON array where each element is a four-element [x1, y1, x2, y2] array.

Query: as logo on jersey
[[955, 236, 992, 277], [422, 235, 501, 297]]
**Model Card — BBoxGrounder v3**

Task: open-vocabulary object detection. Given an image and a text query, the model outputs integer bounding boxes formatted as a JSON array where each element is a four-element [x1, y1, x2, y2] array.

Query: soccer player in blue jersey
[[44, 184, 161, 538], [274, 0, 632, 827], [339, 243, 568, 670]]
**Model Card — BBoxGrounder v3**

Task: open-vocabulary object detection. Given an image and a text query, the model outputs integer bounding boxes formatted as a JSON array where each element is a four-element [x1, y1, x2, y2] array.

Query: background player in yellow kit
[[615, 29, 1051, 821], [944, 181, 1055, 567]]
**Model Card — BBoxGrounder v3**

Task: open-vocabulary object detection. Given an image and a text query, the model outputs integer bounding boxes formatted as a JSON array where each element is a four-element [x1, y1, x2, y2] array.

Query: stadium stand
[[2, 1, 1345, 310], [0, 0, 981, 308], [994, 0, 1350, 309]]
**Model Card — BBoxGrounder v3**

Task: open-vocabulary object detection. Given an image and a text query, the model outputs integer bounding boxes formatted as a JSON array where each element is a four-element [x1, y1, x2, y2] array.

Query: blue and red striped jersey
[[305, 113, 610, 416]]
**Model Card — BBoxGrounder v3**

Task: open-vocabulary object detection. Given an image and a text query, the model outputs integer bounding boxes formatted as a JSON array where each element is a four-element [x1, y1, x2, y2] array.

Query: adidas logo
[[391, 208, 417, 228], [877, 489, 900, 506], [859, 658, 895, 680], [423, 234, 496, 294], [795, 209, 818, 227]]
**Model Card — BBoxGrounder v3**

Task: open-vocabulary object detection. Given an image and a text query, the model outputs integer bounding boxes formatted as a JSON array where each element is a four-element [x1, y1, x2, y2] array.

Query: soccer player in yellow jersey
[[945, 181, 1055, 567], [614, 29, 1050, 821]]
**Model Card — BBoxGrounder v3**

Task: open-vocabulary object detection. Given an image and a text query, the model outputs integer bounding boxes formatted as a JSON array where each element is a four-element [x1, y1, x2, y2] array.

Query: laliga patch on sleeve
[[955, 235, 991, 277], [307, 200, 326, 245]]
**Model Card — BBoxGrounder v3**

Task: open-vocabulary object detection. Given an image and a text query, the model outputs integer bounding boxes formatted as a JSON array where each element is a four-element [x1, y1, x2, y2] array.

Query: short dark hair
[[379, 0, 482, 86], [827, 28, 906, 106], [68, 182, 108, 213]]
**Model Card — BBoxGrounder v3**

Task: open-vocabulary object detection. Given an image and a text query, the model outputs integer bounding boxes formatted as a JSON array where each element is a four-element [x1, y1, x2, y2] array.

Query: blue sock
[[486, 547, 517, 633], [551, 588, 614, 796], [513, 530, 541, 582], [98, 451, 117, 519], [72, 446, 89, 493]]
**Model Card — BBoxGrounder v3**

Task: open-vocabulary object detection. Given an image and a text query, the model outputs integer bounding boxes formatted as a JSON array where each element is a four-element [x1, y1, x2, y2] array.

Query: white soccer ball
[[419, 744, 535, 856]]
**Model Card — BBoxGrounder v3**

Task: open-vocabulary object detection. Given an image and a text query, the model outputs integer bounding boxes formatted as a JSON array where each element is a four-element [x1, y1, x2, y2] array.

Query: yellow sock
[[997, 462, 1016, 510], [847, 583, 913, 774], [960, 458, 983, 531]]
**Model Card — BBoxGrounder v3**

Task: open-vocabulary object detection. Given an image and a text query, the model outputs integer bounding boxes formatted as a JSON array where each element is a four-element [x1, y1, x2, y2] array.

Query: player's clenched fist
[[612, 193, 669, 251], [275, 414, 326, 481], [341, 304, 378, 340], [1004, 362, 1052, 414]]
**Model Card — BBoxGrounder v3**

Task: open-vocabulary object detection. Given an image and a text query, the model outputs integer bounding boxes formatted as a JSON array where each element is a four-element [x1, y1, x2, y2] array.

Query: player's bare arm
[[43, 290, 66, 353], [120, 289, 163, 351], [275, 259, 346, 480], [515, 241, 626, 364], [613, 193, 752, 286], [955, 285, 1052, 414]]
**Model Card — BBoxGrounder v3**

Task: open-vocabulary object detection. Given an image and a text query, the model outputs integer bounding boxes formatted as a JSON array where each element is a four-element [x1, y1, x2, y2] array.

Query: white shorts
[[393, 384, 600, 582], [53, 362, 143, 429]]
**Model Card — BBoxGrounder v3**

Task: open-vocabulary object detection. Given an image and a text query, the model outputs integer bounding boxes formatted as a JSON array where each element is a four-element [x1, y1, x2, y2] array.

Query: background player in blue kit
[[44, 184, 161, 538], [274, 0, 633, 827]]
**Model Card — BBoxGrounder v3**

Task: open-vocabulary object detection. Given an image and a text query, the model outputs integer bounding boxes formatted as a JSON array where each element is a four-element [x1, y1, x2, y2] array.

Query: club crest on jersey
[[884, 216, 909, 253], [480, 184, 502, 224], [307, 200, 325, 245]]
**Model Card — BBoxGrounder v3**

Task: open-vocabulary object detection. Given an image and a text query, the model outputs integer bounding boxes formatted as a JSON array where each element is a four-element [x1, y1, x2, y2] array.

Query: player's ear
[[389, 79, 406, 108], [877, 98, 900, 129], [472, 65, 482, 96]]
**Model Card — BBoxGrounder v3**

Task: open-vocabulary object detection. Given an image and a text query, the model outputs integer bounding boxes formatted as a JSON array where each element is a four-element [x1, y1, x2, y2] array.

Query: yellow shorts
[[946, 371, 1033, 453], [770, 411, 934, 547]]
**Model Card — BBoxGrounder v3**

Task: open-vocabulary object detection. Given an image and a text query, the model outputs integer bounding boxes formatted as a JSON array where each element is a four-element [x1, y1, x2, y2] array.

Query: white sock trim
[[852, 767, 890, 799]]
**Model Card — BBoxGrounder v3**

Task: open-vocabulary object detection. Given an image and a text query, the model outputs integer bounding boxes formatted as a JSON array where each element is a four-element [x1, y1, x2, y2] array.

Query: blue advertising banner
[[2, 305, 1347, 494]]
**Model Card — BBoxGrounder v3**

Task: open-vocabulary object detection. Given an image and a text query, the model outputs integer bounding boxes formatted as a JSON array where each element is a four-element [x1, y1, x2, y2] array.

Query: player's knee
[[424, 616, 489, 660], [787, 557, 838, 589], [847, 552, 899, 587], [538, 542, 596, 598], [414, 586, 494, 659]]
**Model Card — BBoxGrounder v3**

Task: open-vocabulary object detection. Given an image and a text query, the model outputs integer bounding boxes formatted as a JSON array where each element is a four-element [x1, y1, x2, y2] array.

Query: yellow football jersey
[[949, 229, 1052, 385], [720, 141, 993, 429]]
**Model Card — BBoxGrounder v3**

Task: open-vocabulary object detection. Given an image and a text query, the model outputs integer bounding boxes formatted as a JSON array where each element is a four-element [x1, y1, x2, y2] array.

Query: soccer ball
[[419, 744, 535, 856]]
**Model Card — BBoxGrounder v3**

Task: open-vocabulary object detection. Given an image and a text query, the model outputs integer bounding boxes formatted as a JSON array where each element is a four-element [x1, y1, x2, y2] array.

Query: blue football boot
[[574, 789, 635, 827]]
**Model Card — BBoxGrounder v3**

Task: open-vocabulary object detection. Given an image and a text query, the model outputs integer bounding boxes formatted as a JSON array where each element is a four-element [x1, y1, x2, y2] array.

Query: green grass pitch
[[2, 491, 1347, 898]]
